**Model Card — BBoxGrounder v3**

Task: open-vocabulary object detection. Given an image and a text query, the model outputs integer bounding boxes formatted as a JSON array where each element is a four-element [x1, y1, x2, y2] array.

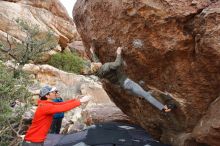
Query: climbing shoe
[[167, 103, 177, 110]]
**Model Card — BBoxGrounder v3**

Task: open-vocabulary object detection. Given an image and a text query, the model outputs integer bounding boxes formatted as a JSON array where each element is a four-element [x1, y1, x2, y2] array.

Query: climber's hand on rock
[[117, 47, 123, 54]]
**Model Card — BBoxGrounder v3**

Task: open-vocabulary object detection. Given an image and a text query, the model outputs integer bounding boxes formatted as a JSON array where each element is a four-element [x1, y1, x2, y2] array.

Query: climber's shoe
[[167, 103, 177, 110]]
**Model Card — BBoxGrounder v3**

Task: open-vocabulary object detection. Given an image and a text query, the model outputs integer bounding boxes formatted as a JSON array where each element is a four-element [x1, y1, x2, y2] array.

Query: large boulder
[[73, 0, 220, 146], [0, 0, 77, 48]]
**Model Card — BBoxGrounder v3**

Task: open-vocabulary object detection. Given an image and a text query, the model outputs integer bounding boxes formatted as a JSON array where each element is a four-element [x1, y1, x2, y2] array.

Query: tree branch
[[0, 48, 19, 62], [6, 119, 19, 137]]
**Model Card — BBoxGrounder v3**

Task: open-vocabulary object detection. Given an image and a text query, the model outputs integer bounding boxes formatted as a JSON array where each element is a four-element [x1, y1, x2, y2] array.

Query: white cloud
[[59, 0, 77, 18]]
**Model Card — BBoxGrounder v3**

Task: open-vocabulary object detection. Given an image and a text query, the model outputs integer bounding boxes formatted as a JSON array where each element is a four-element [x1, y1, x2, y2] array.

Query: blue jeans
[[123, 78, 164, 110]]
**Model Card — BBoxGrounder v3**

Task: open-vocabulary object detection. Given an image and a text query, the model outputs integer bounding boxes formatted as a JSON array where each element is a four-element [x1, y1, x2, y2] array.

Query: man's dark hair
[[40, 95, 48, 100]]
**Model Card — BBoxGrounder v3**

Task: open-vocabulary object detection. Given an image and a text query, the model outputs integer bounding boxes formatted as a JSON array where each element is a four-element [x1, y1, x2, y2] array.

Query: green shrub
[[0, 62, 32, 146], [48, 52, 84, 74]]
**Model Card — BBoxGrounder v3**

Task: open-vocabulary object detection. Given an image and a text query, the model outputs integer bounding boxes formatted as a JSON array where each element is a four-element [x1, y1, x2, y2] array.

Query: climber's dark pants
[[50, 118, 63, 134]]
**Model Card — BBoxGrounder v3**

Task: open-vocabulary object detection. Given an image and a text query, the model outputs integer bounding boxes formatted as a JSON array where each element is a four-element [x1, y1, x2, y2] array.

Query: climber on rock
[[89, 40, 177, 112]]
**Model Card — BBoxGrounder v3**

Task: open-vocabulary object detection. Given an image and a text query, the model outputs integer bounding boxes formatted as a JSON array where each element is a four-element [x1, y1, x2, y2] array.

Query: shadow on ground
[[45, 122, 170, 146]]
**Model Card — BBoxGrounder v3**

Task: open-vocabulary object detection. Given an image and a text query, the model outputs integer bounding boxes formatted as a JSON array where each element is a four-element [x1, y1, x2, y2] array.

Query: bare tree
[[0, 19, 58, 65]]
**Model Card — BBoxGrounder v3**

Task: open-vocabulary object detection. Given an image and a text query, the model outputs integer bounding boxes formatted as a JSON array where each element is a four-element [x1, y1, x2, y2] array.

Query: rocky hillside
[[0, 0, 77, 48], [73, 0, 220, 146]]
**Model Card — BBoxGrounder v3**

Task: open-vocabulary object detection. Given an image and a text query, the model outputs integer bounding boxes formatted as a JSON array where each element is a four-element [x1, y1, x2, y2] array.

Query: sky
[[59, 0, 77, 18]]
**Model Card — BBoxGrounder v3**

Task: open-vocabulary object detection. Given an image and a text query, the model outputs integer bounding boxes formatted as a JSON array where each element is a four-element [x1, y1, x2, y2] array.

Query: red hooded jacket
[[24, 99, 80, 142]]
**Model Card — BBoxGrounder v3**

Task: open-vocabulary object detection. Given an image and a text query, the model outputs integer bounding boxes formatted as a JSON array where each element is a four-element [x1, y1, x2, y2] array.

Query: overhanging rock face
[[73, 0, 220, 145]]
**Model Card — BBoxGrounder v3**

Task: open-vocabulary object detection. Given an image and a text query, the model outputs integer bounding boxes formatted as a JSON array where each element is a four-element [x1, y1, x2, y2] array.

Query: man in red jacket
[[22, 86, 91, 146]]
